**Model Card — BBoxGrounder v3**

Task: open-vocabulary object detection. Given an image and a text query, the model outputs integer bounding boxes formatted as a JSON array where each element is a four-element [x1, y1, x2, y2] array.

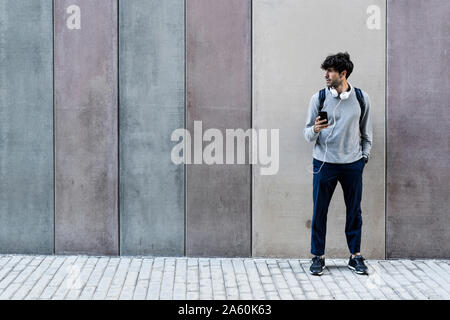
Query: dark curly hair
[[321, 52, 354, 79]]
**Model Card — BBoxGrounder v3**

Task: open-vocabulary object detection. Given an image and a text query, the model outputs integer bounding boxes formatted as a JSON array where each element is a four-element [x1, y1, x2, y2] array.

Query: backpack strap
[[354, 87, 366, 124], [318, 88, 326, 112]]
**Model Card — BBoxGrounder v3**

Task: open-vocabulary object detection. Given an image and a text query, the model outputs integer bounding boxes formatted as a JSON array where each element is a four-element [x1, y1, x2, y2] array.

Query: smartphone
[[318, 111, 328, 124]]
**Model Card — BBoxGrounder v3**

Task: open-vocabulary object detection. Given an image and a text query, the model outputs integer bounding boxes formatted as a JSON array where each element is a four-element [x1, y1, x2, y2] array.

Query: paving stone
[[0, 255, 448, 300]]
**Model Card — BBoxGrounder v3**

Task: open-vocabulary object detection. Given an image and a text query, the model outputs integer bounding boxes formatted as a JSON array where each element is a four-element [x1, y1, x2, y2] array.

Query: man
[[304, 52, 373, 276]]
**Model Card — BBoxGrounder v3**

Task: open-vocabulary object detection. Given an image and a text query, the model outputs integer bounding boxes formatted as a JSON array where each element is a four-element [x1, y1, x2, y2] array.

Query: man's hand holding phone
[[313, 115, 329, 133]]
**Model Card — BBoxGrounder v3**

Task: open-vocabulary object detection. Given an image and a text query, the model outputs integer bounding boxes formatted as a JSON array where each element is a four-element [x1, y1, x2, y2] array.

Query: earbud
[[329, 83, 352, 100]]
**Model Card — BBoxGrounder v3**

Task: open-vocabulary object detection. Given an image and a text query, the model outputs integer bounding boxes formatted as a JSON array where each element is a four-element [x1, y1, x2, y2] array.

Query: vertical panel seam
[[385, 0, 388, 260], [52, 0, 56, 255], [117, 0, 121, 256], [184, 0, 187, 257], [250, 0, 253, 258]]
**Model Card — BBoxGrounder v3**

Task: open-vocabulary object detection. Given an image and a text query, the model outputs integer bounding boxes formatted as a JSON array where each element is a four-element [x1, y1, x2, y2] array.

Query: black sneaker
[[348, 255, 368, 275], [310, 256, 325, 276]]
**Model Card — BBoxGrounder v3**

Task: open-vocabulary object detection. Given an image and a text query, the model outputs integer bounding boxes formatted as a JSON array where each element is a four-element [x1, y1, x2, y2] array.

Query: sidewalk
[[0, 255, 449, 300]]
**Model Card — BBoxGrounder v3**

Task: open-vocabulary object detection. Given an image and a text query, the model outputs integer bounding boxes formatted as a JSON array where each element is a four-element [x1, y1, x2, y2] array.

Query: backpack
[[318, 87, 366, 125]]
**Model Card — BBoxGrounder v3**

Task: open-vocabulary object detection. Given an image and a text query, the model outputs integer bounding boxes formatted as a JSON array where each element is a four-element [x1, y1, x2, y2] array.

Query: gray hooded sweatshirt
[[304, 84, 373, 164]]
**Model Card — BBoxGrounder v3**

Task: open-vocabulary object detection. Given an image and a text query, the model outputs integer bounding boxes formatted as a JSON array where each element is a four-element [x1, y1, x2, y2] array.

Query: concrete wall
[[386, 0, 450, 258], [0, 0, 54, 254], [119, 0, 185, 256], [253, 0, 386, 259], [1, 0, 449, 259], [186, 0, 252, 257], [54, 0, 118, 255]]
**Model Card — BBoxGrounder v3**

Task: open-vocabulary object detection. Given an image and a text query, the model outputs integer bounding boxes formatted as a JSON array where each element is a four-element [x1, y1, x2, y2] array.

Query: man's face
[[324, 67, 345, 88]]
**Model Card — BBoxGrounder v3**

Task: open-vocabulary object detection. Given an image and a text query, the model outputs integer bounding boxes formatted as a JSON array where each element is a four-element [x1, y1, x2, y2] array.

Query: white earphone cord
[[311, 98, 342, 175]]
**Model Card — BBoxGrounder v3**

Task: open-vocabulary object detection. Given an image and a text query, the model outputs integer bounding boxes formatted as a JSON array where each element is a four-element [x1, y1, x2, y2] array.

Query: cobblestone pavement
[[0, 255, 449, 300]]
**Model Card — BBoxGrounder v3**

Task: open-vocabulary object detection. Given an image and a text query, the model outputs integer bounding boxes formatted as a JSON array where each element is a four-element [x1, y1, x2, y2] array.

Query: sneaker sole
[[310, 266, 325, 276], [347, 264, 368, 275]]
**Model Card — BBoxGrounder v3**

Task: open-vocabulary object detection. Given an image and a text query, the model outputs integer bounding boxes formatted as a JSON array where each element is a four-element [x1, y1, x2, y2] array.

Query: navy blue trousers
[[311, 157, 365, 256]]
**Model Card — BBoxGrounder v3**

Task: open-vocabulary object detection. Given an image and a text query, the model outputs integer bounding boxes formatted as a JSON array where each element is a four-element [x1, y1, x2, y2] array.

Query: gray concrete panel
[[54, 0, 118, 255], [119, 0, 185, 256], [253, 0, 386, 259], [186, 0, 252, 257], [387, 0, 450, 258], [0, 0, 54, 254]]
